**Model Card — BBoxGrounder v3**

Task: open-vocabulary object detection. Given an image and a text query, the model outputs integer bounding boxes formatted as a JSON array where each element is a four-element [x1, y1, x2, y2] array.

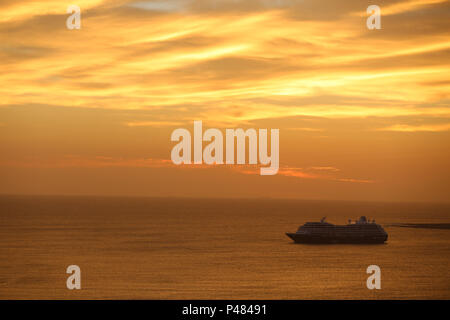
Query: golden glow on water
[[1, 197, 449, 299]]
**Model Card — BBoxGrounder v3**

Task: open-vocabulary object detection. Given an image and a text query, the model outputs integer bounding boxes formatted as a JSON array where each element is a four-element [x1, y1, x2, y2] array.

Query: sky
[[0, 0, 449, 202]]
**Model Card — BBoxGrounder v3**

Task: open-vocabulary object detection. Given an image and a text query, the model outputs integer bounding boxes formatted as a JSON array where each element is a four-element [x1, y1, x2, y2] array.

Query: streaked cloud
[[286, 127, 324, 132], [235, 165, 373, 183], [129, 0, 188, 12], [0, 0, 108, 22], [125, 120, 184, 127], [381, 0, 448, 16], [1, 2, 448, 125], [0, 156, 173, 168], [379, 123, 450, 132], [0, 153, 374, 184]]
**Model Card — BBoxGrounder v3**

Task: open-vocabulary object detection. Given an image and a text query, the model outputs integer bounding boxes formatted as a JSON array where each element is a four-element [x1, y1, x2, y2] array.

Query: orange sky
[[0, 0, 449, 201]]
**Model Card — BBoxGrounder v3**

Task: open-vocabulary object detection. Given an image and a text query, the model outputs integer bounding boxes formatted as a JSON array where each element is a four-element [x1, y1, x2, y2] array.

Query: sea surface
[[0, 195, 449, 299]]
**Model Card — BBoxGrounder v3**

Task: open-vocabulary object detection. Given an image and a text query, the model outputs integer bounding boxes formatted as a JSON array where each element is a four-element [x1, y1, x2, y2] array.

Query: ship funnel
[[358, 216, 367, 224]]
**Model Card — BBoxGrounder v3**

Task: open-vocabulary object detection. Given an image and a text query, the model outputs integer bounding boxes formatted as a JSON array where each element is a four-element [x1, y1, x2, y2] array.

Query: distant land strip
[[387, 223, 450, 230]]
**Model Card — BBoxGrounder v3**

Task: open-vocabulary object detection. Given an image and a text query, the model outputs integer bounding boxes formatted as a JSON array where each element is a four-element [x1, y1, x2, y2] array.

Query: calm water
[[0, 195, 449, 299]]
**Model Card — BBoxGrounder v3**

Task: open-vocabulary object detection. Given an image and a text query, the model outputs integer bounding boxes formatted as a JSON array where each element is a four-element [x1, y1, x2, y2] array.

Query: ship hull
[[286, 232, 387, 244]]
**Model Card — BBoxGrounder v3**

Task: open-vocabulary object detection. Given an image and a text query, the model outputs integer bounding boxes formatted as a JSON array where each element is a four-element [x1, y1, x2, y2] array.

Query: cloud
[[336, 178, 374, 184], [129, 0, 189, 12], [286, 127, 324, 132], [0, 154, 373, 184], [1, 0, 449, 127], [379, 123, 450, 132], [0, 0, 109, 22], [235, 165, 373, 183], [0, 156, 173, 168], [380, 0, 448, 16], [309, 166, 340, 172], [125, 120, 183, 127]]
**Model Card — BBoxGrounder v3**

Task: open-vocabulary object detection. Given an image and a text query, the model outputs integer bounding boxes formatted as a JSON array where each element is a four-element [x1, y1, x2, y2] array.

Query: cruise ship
[[286, 216, 388, 244]]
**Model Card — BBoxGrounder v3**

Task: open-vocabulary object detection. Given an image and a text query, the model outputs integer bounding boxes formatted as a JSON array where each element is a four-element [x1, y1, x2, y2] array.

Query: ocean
[[0, 195, 449, 299]]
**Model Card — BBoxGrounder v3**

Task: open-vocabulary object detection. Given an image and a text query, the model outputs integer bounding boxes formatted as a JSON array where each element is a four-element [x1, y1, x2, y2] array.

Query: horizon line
[[1, 193, 449, 205]]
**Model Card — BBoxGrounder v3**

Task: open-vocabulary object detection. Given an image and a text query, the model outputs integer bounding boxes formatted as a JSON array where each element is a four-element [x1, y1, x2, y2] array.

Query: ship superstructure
[[286, 216, 388, 244]]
